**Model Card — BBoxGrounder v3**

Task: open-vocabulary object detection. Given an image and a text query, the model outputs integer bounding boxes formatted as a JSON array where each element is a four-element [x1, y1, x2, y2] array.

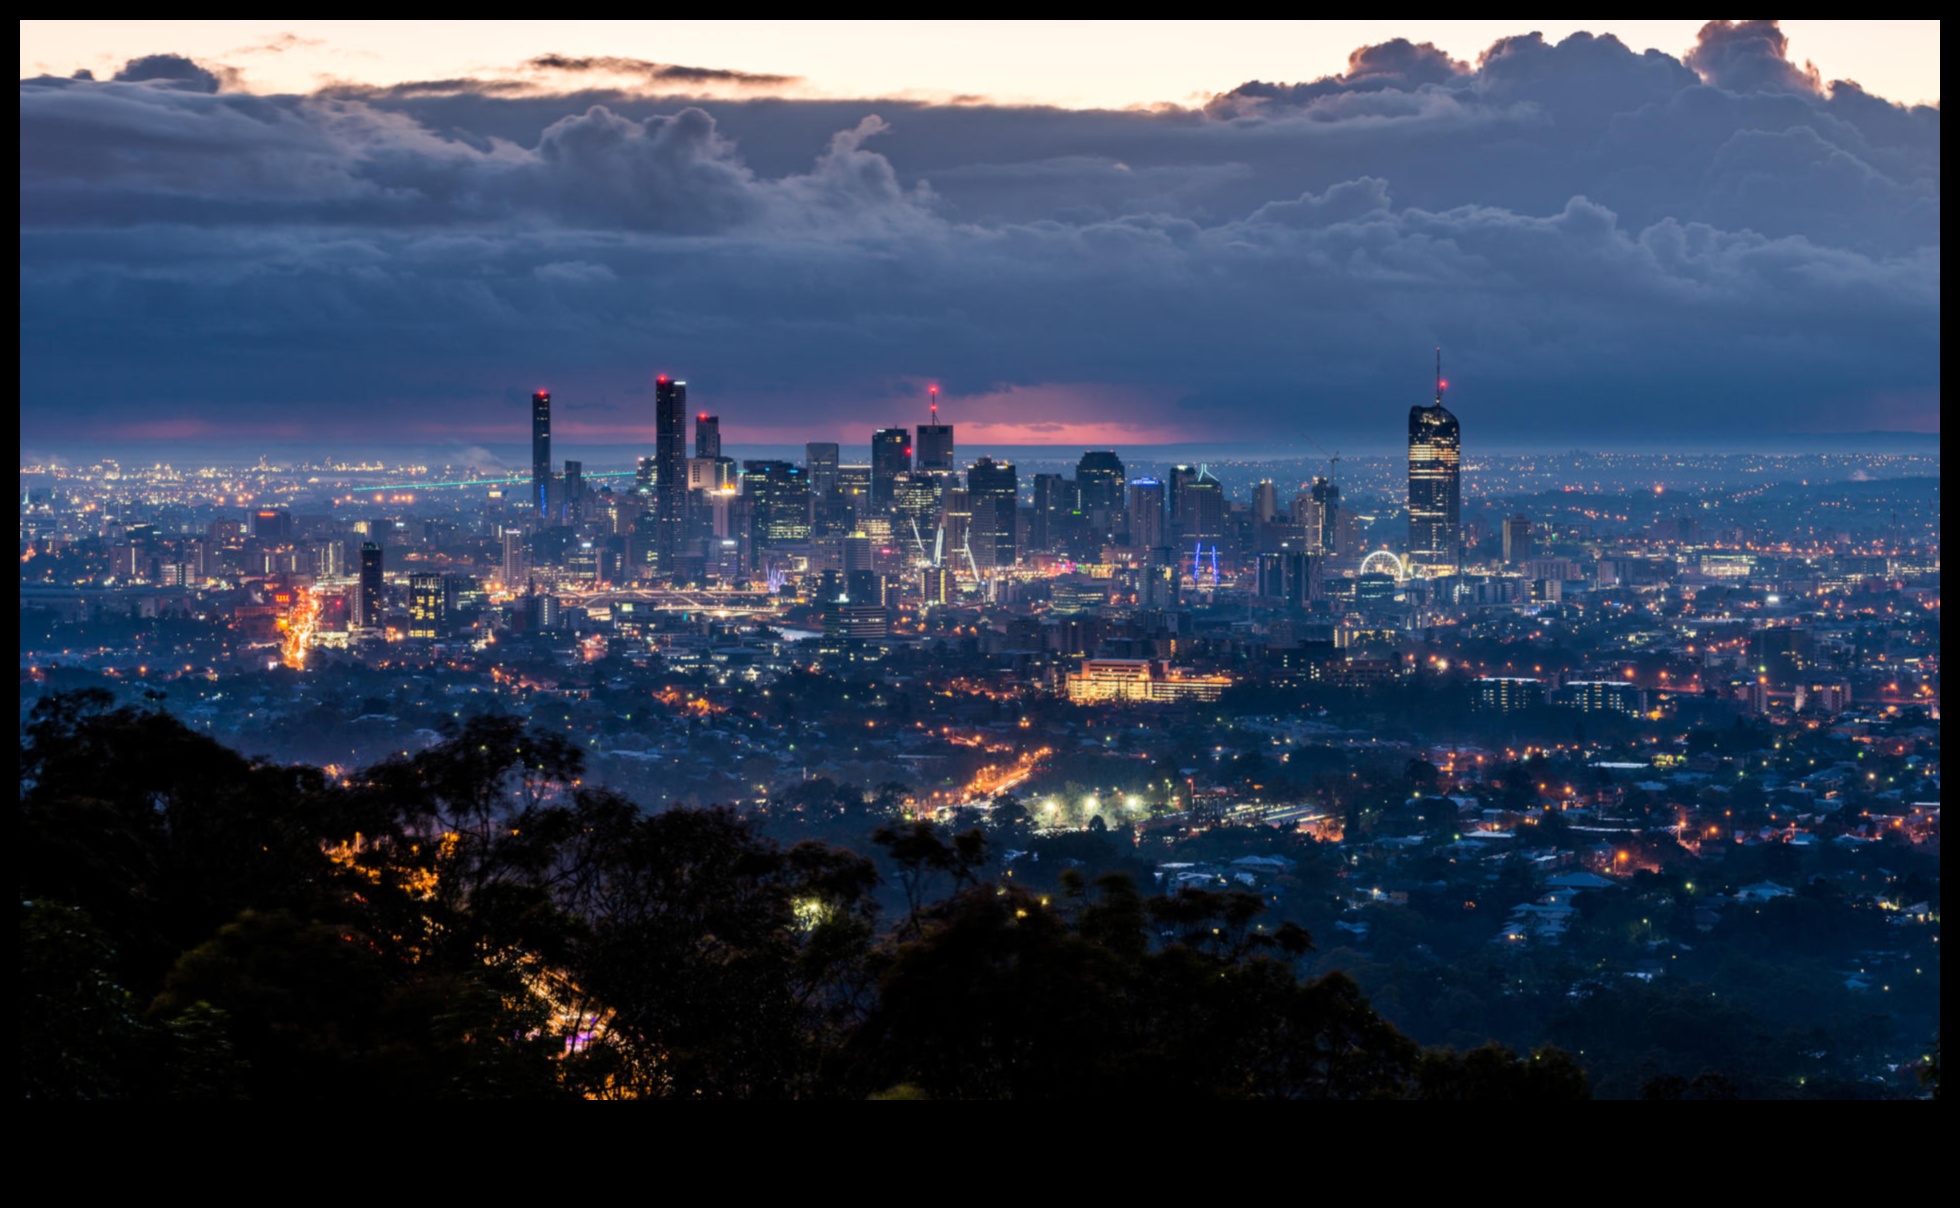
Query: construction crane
[[1302, 435, 1342, 480]]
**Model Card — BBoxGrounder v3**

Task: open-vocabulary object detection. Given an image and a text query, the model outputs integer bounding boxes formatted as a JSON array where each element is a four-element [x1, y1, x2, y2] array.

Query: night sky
[[18, 21, 1941, 454]]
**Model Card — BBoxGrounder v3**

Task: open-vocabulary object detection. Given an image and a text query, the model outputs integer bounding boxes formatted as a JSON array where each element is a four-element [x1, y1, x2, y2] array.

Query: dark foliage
[[20, 694, 1587, 1099]]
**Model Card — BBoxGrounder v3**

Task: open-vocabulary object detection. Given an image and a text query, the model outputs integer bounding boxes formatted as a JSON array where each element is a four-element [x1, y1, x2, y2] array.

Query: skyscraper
[[805, 442, 841, 499], [695, 412, 721, 460], [1076, 451, 1125, 512], [563, 459, 584, 527], [966, 455, 1018, 571], [531, 390, 551, 520], [916, 386, 955, 473], [1031, 472, 1075, 554], [1129, 478, 1167, 550], [741, 459, 811, 552], [1253, 481, 1278, 525], [501, 528, 528, 589], [1302, 477, 1341, 554], [357, 541, 383, 629], [654, 376, 688, 575], [916, 418, 955, 473], [1180, 466, 1224, 544], [871, 428, 912, 510], [1502, 514, 1533, 565], [1408, 353, 1462, 570], [407, 573, 444, 639]]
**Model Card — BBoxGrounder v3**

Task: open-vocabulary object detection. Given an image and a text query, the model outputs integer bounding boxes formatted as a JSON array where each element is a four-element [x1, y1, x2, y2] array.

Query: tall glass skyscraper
[[1129, 477, 1167, 550], [1408, 357, 1462, 570], [694, 413, 721, 460], [871, 428, 912, 509], [654, 376, 687, 574], [916, 422, 955, 473], [530, 390, 551, 520], [966, 455, 1018, 571], [1075, 450, 1125, 512]]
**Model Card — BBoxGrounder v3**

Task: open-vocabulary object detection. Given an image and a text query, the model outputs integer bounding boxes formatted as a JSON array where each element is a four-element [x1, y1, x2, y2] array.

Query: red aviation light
[[657, 375, 669, 384], [698, 413, 708, 421], [1438, 379, 1449, 390]]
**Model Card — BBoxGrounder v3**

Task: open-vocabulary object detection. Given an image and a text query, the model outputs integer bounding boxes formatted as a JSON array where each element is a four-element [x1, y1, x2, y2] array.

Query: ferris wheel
[[1359, 549, 1406, 580]]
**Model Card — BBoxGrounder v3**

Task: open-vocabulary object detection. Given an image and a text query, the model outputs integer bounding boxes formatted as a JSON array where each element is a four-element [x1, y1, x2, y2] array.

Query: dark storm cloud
[[18, 21, 1940, 446]]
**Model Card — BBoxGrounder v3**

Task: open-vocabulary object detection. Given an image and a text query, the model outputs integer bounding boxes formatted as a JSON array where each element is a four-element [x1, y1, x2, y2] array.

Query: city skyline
[[15, 20, 1942, 1104]]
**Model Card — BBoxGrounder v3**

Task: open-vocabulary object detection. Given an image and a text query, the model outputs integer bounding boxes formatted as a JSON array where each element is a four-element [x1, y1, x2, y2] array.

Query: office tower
[[252, 508, 293, 544], [836, 465, 872, 521], [916, 421, 955, 473], [501, 528, 528, 588], [966, 455, 1018, 571], [1076, 450, 1125, 511], [892, 472, 941, 551], [1502, 514, 1533, 566], [940, 488, 973, 571], [1333, 508, 1362, 559], [531, 390, 552, 519], [871, 428, 911, 509], [1129, 478, 1167, 550], [1031, 473, 1075, 554], [695, 413, 721, 460], [357, 541, 383, 629], [1257, 550, 1316, 606], [1167, 465, 1199, 533], [1299, 476, 1341, 555], [654, 376, 688, 575], [563, 460, 584, 527], [634, 456, 656, 497], [407, 573, 444, 639], [805, 441, 841, 499], [1408, 353, 1462, 570], [1180, 466, 1224, 543], [1253, 481, 1278, 525], [741, 459, 811, 552]]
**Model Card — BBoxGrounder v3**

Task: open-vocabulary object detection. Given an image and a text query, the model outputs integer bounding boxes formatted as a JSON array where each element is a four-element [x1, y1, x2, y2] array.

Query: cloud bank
[[18, 21, 1940, 448]]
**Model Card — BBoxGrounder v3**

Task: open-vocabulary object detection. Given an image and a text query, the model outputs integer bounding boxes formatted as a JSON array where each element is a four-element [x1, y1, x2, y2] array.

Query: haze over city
[[19, 21, 1940, 1102]]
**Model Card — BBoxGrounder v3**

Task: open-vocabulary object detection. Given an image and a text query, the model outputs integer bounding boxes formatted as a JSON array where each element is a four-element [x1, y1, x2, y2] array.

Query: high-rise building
[[1031, 473, 1075, 554], [966, 456, 1018, 571], [892, 472, 941, 550], [531, 390, 552, 520], [1180, 466, 1224, 543], [1253, 481, 1278, 524], [1300, 477, 1341, 555], [1502, 514, 1533, 565], [1129, 478, 1167, 550], [252, 508, 293, 544], [805, 442, 841, 499], [563, 460, 584, 527], [1077, 450, 1125, 511], [741, 460, 811, 552], [501, 528, 528, 588], [407, 573, 444, 639], [357, 541, 383, 629], [871, 428, 912, 510], [916, 422, 955, 473], [1408, 354, 1462, 570], [654, 376, 688, 575], [836, 465, 872, 521], [695, 413, 721, 460]]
